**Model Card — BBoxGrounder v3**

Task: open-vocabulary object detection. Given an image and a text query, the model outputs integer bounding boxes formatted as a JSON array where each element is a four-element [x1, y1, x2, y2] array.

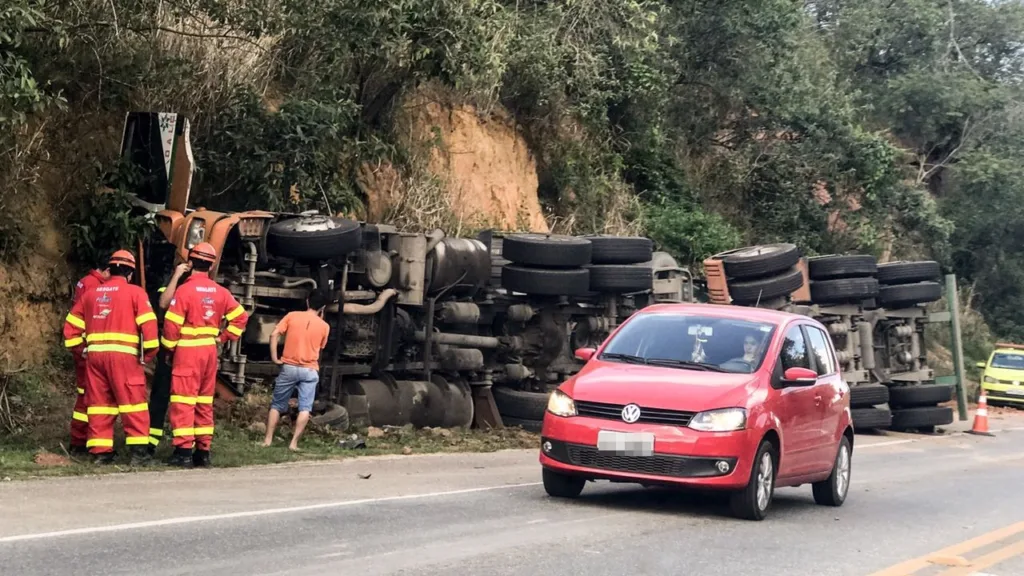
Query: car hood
[[562, 362, 759, 412]]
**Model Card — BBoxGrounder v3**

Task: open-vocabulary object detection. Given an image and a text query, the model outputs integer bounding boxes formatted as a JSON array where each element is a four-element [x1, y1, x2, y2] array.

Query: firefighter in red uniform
[[162, 243, 249, 468], [63, 250, 159, 465], [66, 267, 110, 455]]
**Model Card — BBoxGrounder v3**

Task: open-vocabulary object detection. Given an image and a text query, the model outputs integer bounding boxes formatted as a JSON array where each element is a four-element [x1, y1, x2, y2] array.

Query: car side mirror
[[976, 361, 987, 369], [574, 347, 596, 362], [781, 367, 818, 387]]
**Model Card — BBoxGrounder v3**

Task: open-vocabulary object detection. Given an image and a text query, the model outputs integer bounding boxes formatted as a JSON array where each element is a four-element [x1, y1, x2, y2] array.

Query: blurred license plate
[[1006, 388, 1024, 396], [597, 431, 654, 456]]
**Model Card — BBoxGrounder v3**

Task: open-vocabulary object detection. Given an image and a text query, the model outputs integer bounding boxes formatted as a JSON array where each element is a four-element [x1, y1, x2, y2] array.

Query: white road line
[[0, 482, 543, 544]]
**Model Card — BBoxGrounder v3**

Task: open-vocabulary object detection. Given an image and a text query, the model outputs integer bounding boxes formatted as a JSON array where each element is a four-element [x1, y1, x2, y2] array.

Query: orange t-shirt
[[273, 310, 331, 371]]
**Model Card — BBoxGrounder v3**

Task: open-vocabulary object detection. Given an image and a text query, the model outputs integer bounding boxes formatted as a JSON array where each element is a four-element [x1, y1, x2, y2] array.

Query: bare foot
[[288, 445, 302, 452], [260, 440, 272, 447]]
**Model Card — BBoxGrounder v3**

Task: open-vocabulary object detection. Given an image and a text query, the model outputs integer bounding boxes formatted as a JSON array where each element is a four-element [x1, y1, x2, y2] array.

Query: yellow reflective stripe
[[165, 311, 185, 325], [76, 387, 85, 395], [87, 344, 139, 355], [170, 395, 197, 406], [65, 313, 86, 329], [158, 286, 166, 293], [87, 406, 119, 415], [193, 427, 215, 436], [196, 396, 214, 405], [172, 427, 195, 437], [150, 428, 163, 437], [149, 437, 160, 446], [142, 339, 159, 349], [125, 437, 150, 445], [176, 338, 217, 347], [72, 411, 88, 423], [181, 326, 220, 336], [161, 337, 178, 349], [118, 403, 148, 413], [226, 325, 244, 337], [225, 305, 245, 321], [87, 438, 114, 448], [136, 312, 157, 325], [86, 333, 140, 344], [65, 337, 84, 348]]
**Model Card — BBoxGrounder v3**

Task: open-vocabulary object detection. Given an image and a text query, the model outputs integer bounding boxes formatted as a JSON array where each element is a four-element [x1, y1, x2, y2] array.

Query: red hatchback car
[[539, 303, 854, 521]]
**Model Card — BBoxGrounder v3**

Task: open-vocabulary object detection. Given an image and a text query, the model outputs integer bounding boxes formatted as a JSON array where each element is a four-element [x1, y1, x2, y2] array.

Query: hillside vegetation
[[2, 0, 1024, 358]]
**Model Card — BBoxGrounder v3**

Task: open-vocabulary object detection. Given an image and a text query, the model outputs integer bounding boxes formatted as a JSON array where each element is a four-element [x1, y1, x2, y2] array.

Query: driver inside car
[[727, 332, 765, 366]]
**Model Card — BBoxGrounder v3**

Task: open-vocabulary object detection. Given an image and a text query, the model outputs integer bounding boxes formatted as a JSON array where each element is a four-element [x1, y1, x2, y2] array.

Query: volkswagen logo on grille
[[621, 403, 641, 423]]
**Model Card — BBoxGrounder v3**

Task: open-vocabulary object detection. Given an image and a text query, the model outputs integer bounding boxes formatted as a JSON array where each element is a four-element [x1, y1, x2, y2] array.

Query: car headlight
[[984, 376, 997, 384], [688, 408, 747, 432], [186, 219, 206, 249], [547, 389, 577, 418]]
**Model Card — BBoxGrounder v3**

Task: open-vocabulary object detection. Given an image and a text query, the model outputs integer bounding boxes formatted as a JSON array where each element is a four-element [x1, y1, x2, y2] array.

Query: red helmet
[[108, 250, 137, 270], [189, 242, 217, 263]]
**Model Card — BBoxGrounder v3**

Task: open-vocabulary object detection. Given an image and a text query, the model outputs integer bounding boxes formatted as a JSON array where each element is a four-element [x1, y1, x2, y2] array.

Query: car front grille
[[575, 400, 696, 426], [555, 442, 733, 479]]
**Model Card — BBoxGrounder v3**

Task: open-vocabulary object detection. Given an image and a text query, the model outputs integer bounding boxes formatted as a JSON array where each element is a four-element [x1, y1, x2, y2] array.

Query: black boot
[[69, 444, 89, 457], [93, 452, 116, 466], [192, 449, 211, 468], [130, 446, 153, 467], [165, 447, 194, 468]]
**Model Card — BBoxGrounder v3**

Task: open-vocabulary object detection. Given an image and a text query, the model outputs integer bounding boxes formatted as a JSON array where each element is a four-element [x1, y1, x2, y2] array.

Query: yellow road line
[[935, 539, 1024, 575], [866, 521, 1024, 576]]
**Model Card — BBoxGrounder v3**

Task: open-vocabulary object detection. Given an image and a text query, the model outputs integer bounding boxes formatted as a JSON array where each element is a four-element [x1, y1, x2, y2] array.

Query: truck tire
[[503, 416, 543, 433], [876, 261, 941, 285], [807, 255, 877, 280], [888, 384, 954, 408], [501, 234, 592, 268], [878, 282, 943, 308], [714, 243, 800, 280], [852, 407, 892, 430], [493, 386, 548, 421], [266, 215, 362, 260], [850, 384, 890, 408], [728, 267, 804, 304], [501, 265, 590, 296], [584, 235, 653, 265], [311, 403, 350, 430], [810, 278, 880, 304], [587, 264, 654, 293], [890, 406, 954, 432]]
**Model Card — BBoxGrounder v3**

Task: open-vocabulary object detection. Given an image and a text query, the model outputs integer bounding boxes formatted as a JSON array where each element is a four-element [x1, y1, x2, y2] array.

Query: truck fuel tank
[[426, 237, 491, 295]]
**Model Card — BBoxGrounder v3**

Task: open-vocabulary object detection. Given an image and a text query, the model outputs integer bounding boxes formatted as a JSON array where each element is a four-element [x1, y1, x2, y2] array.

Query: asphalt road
[[2, 425, 1024, 576]]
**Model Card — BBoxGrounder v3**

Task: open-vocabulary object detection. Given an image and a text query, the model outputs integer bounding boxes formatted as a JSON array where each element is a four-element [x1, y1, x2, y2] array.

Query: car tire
[[812, 435, 852, 507], [542, 468, 586, 498], [730, 439, 777, 521], [501, 265, 590, 296], [876, 261, 941, 285], [266, 215, 362, 260], [493, 386, 549, 421], [502, 416, 543, 433], [728, 267, 804, 304], [584, 235, 654, 265], [878, 282, 943, 308], [890, 406, 954, 432], [809, 277, 880, 305], [850, 384, 890, 409], [851, 407, 892, 430], [501, 234, 592, 268], [888, 384, 954, 409], [715, 243, 800, 280], [807, 255, 878, 281], [587, 264, 654, 293]]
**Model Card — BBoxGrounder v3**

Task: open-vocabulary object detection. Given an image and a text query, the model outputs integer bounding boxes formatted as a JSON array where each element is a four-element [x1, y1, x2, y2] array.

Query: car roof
[[633, 302, 810, 326]]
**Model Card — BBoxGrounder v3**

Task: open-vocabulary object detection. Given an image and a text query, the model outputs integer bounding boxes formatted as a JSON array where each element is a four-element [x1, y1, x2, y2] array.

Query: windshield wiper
[[599, 352, 648, 365], [643, 358, 730, 372]]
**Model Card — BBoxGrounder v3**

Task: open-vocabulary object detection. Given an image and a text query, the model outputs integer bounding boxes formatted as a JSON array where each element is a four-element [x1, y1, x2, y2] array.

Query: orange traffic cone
[[966, 393, 995, 437]]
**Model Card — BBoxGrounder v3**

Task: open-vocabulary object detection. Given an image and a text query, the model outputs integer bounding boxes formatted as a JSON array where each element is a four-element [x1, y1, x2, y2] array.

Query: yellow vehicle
[[977, 342, 1024, 405]]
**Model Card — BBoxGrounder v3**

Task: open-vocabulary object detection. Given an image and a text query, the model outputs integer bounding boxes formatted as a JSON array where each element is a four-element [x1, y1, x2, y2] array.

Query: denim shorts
[[271, 364, 319, 413]]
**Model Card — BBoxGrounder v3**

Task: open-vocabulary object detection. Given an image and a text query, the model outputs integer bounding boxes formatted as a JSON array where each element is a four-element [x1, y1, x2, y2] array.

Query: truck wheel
[[501, 233, 592, 267], [807, 255, 877, 281], [311, 403, 350, 430], [809, 277, 880, 304], [542, 468, 586, 498], [493, 386, 548, 420], [727, 267, 803, 304], [850, 384, 890, 408], [587, 264, 654, 293], [890, 406, 954, 432], [714, 243, 800, 280], [584, 235, 653, 264], [266, 215, 362, 260], [851, 407, 892, 430], [878, 281, 943, 308], [730, 439, 777, 521], [501, 265, 590, 296], [876, 261, 941, 285], [888, 384, 953, 408], [503, 416, 543, 433], [812, 435, 851, 507]]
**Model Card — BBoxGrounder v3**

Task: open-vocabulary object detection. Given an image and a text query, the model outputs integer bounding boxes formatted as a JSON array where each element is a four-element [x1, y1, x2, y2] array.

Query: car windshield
[[990, 352, 1024, 370], [598, 312, 778, 374]]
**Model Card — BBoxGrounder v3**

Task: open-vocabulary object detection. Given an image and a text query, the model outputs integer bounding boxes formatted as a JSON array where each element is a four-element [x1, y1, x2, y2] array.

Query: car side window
[[805, 326, 836, 376], [779, 326, 811, 371]]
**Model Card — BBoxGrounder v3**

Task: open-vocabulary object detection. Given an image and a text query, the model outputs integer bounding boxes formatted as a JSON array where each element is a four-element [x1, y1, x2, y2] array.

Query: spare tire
[[877, 261, 941, 285], [266, 215, 362, 260], [311, 403, 350, 430], [493, 386, 548, 421], [501, 265, 590, 296], [810, 277, 880, 304], [584, 235, 653, 265], [728, 267, 804, 304], [714, 244, 800, 280], [878, 282, 943, 308], [890, 406, 953, 431], [850, 384, 890, 408], [587, 264, 654, 293], [888, 384, 953, 408], [501, 234, 592, 268], [852, 407, 892, 430], [807, 255, 878, 280]]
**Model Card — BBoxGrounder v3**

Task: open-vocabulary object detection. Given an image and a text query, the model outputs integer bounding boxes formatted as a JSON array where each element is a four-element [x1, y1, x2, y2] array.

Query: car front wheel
[[812, 435, 852, 507], [542, 468, 586, 499], [730, 439, 777, 521]]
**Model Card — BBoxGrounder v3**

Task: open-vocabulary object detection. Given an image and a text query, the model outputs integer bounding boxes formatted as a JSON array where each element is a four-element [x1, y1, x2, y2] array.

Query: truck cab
[[977, 343, 1024, 406]]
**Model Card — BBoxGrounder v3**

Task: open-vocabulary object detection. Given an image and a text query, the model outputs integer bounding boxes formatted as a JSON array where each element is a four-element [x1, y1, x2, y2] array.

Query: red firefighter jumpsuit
[[63, 254, 159, 455], [66, 269, 108, 451], [162, 263, 248, 453]]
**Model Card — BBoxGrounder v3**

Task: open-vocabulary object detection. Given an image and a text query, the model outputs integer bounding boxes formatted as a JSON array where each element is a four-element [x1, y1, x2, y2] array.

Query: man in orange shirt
[[262, 291, 331, 451]]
